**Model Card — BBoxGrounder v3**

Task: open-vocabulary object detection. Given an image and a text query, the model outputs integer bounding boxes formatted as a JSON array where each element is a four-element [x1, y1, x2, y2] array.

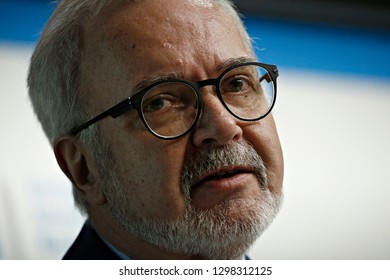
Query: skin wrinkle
[[101, 138, 280, 259], [71, 0, 283, 259], [84, 1, 245, 100]]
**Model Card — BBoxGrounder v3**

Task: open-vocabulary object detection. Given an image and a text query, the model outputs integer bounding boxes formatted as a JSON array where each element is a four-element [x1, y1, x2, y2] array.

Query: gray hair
[[27, 0, 253, 214]]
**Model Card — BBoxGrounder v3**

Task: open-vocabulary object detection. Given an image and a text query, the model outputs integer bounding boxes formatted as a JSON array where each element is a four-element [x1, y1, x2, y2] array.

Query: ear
[[54, 136, 107, 206]]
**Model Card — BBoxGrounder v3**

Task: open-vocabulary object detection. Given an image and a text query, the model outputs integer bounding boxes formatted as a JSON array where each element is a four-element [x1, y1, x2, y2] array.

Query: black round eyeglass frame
[[69, 61, 279, 140]]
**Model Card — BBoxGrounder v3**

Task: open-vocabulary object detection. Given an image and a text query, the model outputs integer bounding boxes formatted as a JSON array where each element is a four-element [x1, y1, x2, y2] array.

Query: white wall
[[1, 43, 389, 259], [0, 44, 84, 259], [251, 69, 390, 259]]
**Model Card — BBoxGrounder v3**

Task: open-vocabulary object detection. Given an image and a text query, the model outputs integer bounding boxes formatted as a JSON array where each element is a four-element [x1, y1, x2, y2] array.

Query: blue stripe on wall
[[245, 16, 390, 78], [0, 1, 54, 43], [1, 1, 389, 78]]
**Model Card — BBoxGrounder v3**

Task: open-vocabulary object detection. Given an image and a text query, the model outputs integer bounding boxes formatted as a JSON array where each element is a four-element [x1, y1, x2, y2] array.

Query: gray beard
[[102, 140, 281, 259]]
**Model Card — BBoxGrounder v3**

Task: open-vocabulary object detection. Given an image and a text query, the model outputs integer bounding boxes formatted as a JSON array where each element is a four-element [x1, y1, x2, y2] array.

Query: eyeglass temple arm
[[69, 97, 132, 135], [259, 66, 279, 83]]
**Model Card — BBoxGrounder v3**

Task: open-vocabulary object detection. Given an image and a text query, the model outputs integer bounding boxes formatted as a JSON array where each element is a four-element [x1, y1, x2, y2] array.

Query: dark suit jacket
[[63, 222, 120, 260], [63, 221, 251, 260]]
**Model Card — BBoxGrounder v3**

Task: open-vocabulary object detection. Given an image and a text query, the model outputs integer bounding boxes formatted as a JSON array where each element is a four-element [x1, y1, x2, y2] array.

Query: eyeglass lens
[[140, 64, 275, 138]]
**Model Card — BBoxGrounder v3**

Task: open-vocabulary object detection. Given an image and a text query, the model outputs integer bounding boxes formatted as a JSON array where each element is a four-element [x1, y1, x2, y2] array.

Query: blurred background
[[0, 0, 389, 259]]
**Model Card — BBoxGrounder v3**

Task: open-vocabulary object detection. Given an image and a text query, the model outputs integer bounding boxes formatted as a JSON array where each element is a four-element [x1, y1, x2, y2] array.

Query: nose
[[192, 92, 243, 147]]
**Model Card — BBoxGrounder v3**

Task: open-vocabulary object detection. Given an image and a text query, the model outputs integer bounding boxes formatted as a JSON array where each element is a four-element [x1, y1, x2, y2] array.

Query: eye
[[223, 76, 251, 93], [228, 78, 247, 92], [143, 95, 174, 113]]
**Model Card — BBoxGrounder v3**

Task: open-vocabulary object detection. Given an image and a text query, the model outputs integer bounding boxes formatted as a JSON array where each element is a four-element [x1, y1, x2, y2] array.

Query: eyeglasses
[[69, 61, 279, 139]]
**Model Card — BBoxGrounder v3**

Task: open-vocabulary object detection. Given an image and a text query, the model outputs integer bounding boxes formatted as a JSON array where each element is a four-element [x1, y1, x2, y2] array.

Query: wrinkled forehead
[[79, 0, 248, 104], [82, 0, 239, 59], [83, 1, 239, 70], [87, 1, 219, 39]]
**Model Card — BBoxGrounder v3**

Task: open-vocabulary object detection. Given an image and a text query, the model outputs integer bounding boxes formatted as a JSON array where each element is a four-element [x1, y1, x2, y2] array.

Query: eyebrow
[[130, 56, 255, 95], [215, 56, 255, 72], [131, 73, 180, 95]]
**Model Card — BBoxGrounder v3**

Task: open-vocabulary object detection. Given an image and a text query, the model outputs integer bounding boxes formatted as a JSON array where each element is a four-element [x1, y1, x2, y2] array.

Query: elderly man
[[28, 0, 284, 260]]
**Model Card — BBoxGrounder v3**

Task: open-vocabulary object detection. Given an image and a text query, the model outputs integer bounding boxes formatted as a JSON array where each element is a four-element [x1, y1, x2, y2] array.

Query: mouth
[[192, 166, 255, 189], [187, 164, 263, 209]]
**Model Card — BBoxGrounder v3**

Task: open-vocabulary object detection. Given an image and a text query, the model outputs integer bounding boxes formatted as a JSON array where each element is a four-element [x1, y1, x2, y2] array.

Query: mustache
[[180, 141, 268, 195]]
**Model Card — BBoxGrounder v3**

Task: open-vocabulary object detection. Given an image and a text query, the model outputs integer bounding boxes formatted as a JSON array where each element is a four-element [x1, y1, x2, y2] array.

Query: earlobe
[[54, 136, 106, 206]]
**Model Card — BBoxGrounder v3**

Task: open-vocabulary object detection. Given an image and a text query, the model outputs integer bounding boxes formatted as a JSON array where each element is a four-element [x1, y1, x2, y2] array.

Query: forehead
[[94, 1, 242, 48], [94, 0, 227, 35], [80, 0, 249, 103]]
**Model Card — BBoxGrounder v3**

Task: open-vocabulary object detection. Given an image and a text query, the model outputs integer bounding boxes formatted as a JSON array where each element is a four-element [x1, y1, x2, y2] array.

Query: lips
[[191, 166, 254, 189], [187, 164, 262, 209]]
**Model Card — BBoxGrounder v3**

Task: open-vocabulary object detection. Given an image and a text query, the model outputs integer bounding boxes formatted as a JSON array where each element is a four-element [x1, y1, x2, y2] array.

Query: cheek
[[244, 117, 284, 195], [111, 135, 188, 219]]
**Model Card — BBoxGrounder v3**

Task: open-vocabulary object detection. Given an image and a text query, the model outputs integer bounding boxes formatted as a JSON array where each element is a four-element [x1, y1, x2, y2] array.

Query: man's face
[[81, 0, 284, 259]]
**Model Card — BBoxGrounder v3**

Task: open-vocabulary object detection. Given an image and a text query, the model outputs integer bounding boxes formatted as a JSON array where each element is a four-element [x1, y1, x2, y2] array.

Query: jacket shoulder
[[63, 221, 120, 260]]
